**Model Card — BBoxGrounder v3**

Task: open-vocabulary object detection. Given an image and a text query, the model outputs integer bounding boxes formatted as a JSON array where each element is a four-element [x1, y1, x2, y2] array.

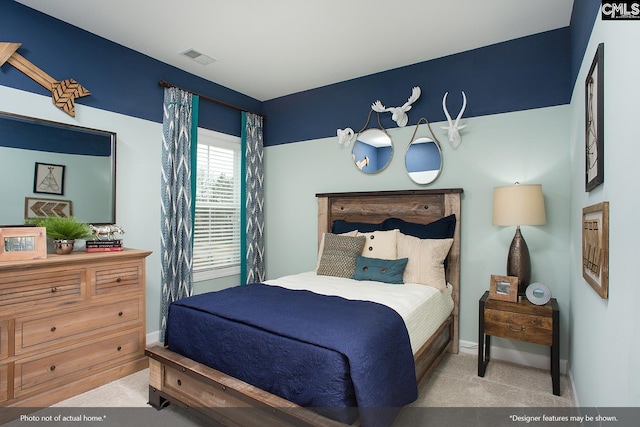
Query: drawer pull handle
[[50, 365, 56, 371], [118, 311, 123, 317], [51, 287, 58, 293], [50, 326, 56, 332], [117, 346, 122, 351], [507, 323, 526, 332], [177, 379, 182, 386], [116, 277, 122, 283]]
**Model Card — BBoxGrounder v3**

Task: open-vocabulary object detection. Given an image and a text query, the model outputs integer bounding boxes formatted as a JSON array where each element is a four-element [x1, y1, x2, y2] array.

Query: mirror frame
[[0, 111, 117, 226]]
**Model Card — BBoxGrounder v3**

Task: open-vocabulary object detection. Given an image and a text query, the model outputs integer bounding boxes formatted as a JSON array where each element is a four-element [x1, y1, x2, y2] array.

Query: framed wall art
[[489, 274, 519, 303], [585, 43, 604, 192], [582, 202, 609, 299], [24, 197, 73, 219], [34, 162, 65, 195], [0, 226, 47, 261]]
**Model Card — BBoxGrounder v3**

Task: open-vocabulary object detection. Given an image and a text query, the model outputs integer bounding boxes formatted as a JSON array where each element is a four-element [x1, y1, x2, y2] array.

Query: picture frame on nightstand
[[489, 274, 519, 302]]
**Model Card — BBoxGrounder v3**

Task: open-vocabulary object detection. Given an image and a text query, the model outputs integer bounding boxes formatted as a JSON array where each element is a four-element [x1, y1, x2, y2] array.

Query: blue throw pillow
[[332, 219, 384, 234], [352, 255, 409, 284], [383, 214, 456, 239]]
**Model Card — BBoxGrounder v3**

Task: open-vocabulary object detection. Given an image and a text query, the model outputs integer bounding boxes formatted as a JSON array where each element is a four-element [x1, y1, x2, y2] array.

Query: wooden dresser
[[0, 248, 151, 407]]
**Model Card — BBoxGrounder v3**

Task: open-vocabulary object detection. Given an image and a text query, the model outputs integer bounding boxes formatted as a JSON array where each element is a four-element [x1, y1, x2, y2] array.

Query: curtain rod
[[158, 80, 265, 119]]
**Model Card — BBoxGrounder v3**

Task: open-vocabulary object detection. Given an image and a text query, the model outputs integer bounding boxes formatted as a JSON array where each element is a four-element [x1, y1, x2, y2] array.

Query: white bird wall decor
[[441, 91, 467, 148], [371, 86, 421, 127]]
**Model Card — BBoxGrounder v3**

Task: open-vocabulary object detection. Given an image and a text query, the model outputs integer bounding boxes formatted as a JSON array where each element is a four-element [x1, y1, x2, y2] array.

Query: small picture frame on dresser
[[489, 274, 519, 302], [0, 227, 47, 261]]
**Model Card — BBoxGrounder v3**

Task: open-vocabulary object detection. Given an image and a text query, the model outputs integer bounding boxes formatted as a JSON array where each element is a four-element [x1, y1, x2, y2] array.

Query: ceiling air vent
[[181, 49, 216, 65]]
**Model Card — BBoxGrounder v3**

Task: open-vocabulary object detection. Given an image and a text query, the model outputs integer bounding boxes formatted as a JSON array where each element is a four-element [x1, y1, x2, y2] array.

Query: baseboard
[[459, 339, 569, 375], [146, 330, 160, 347]]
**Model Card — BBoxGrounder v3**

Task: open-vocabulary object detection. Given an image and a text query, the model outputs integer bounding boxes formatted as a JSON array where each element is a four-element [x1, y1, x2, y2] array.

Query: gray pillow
[[316, 234, 366, 278]]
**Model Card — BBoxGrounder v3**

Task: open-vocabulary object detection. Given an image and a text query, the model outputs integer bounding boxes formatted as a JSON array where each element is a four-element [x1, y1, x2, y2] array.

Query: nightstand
[[478, 291, 560, 395]]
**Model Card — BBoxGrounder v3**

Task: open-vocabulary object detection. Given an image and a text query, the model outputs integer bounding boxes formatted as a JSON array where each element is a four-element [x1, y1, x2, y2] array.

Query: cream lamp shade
[[492, 183, 546, 295], [492, 184, 546, 226]]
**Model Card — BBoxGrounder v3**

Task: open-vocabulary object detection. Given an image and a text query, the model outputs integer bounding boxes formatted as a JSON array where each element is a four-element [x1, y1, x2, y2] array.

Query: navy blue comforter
[[166, 283, 417, 426]]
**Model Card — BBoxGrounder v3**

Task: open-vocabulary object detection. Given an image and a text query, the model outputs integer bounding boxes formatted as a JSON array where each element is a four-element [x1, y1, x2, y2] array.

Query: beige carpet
[[2, 353, 573, 426]]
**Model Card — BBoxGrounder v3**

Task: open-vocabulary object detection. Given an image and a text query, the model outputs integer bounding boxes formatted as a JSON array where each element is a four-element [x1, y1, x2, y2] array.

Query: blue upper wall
[[1, 1, 600, 146], [263, 28, 571, 146], [0, 1, 262, 137]]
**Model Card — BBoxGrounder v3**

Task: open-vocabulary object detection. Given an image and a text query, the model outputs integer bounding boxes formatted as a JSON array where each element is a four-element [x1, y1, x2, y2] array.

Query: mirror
[[405, 137, 442, 184], [351, 129, 393, 174], [0, 111, 116, 226]]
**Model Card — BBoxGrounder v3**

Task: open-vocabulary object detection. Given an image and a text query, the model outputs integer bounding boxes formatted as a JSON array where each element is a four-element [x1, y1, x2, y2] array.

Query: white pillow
[[357, 229, 398, 260], [315, 231, 357, 272], [397, 233, 453, 291]]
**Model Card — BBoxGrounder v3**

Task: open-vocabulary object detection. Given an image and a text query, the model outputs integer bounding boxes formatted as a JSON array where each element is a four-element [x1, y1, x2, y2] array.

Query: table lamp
[[492, 184, 546, 295]]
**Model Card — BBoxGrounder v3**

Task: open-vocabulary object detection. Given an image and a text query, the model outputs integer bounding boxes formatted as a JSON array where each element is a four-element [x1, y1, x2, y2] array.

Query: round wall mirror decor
[[352, 128, 393, 174]]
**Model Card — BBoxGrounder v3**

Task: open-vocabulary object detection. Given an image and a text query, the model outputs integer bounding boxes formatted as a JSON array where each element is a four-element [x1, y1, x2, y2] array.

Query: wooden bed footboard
[[146, 314, 452, 427]]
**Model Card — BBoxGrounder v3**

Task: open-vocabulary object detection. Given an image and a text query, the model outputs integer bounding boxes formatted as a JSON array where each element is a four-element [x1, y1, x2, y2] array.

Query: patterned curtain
[[160, 87, 197, 341], [241, 112, 265, 284]]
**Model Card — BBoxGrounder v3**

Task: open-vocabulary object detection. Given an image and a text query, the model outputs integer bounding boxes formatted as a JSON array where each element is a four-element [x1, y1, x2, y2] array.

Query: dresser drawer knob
[[507, 323, 526, 332], [177, 379, 182, 386], [117, 346, 122, 351], [116, 277, 122, 283], [50, 365, 56, 371], [118, 311, 123, 317], [50, 326, 57, 332], [51, 287, 58, 293]]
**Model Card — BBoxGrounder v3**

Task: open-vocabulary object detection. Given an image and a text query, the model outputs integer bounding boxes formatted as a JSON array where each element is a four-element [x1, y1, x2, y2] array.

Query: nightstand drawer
[[484, 308, 553, 345]]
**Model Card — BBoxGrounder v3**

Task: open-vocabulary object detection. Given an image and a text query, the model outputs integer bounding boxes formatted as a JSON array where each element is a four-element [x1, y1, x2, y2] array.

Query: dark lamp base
[[506, 227, 531, 295]]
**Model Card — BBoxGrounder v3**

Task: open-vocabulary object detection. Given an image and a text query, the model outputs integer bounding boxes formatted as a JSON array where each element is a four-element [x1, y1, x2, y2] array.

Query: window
[[193, 128, 241, 281]]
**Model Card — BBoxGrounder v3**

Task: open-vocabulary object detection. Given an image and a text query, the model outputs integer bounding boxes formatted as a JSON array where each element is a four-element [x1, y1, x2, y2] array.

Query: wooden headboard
[[316, 189, 462, 353]]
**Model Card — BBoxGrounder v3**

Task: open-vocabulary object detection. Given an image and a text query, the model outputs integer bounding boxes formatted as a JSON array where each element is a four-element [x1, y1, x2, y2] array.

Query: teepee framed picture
[[34, 162, 65, 195]]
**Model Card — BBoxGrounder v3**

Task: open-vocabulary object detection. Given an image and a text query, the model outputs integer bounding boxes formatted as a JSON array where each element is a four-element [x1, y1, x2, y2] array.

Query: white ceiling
[[16, 0, 574, 101]]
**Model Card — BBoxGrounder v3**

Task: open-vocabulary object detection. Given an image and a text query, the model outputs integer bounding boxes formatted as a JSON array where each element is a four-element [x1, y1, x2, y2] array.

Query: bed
[[146, 188, 462, 427]]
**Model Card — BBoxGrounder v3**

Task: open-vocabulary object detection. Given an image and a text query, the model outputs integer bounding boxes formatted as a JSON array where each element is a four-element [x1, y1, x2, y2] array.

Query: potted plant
[[26, 216, 93, 254]]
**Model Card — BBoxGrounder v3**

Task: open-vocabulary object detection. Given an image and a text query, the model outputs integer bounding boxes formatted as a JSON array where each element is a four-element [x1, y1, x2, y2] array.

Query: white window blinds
[[193, 128, 241, 281]]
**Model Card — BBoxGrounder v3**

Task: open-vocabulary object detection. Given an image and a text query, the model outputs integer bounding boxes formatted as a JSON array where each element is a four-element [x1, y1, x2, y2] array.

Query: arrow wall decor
[[0, 42, 90, 117]]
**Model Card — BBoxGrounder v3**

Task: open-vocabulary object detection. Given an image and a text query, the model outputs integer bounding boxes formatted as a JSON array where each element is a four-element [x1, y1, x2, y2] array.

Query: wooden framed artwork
[[34, 162, 65, 195], [582, 202, 609, 299], [489, 274, 519, 302], [585, 43, 604, 192], [0, 227, 47, 261], [24, 197, 73, 219]]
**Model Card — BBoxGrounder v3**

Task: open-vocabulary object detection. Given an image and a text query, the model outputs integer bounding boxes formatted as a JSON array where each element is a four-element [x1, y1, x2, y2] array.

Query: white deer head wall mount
[[371, 86, 421, 127], [441, 91, 467, 148]]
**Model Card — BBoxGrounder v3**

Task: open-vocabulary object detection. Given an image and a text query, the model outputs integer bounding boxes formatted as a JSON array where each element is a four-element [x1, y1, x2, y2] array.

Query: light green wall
[[568, 18, 640, 406], [264, 106, 571, 358]]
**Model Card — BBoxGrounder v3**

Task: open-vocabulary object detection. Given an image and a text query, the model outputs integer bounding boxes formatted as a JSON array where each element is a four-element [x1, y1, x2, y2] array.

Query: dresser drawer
[[484, 308, 553, 345], [14, 329, 142, 397], [0, 320, 8, 361], [0, 364, 7, 402], [94, 263, 143, 295], [0, 270, 83, 311], [15, 298, 142, 354]]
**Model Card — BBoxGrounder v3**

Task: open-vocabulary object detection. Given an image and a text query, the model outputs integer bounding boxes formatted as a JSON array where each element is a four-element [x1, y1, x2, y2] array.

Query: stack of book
[[85, 239, 123, 252]]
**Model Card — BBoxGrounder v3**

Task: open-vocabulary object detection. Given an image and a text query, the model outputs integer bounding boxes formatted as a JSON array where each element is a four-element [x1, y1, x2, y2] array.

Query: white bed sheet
[[263, 271, 454, 354]]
